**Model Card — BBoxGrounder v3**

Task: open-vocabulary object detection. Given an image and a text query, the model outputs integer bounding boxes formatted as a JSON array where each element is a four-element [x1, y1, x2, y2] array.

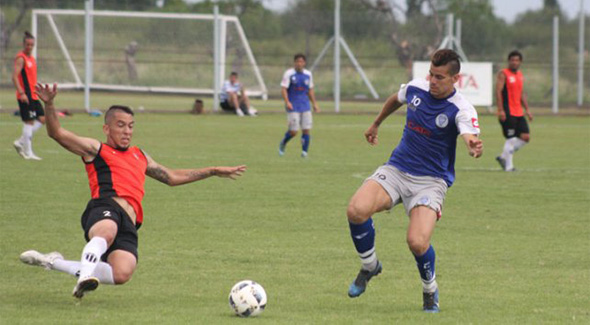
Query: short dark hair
[[431, 49, 461, 75], [230, 71, 238, 77], [104, 105, 134, 123], [294, 53, 306, 61], [508, 50, 523, 61], [23, 31, 35, 42]]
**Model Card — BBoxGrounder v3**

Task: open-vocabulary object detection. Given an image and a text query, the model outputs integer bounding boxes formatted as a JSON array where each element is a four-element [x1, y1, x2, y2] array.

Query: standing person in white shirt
[[219, 72, 256, 116]]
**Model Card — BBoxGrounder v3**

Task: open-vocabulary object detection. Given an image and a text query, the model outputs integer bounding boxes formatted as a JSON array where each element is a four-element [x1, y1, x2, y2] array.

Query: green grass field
[[1, 101, 589, 324]]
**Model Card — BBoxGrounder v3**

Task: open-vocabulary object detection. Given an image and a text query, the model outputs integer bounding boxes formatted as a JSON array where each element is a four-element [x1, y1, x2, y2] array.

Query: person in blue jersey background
[[278, 53, 320, 158], [345, 49, 483, 313]]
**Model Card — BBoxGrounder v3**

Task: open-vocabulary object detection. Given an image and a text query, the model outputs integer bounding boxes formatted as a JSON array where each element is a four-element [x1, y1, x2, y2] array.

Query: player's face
[[103, 112, 134, 150], [294, 58, 306, 71], [428, 64, 459, 99], [508, 56, 521, 71], [23, 38, 35, 55], [229, 75, 237, 84]]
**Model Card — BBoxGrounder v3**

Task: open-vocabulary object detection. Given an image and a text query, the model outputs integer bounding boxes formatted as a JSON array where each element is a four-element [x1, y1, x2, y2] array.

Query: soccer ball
[[228, 280, 267, 317]]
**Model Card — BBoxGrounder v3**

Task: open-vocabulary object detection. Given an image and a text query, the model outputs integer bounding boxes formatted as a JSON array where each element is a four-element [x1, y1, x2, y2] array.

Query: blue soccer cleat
[[422, 288, 439, 313], [348, 261, 382, 298]]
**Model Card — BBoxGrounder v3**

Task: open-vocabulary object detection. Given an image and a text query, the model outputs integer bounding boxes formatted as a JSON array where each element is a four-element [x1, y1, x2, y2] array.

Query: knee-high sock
[[502, 137, 526, 170], [78, 237, 108, 281], [32, 120, 43, 133], [414, 245, 437, 292], [281, 131, 293, 146], [301, 134, 310, 153], [52, 259, 115, 285], [512, 137, 527, 151], [20, 124, 34, 154], [349, 218, 377, 271]]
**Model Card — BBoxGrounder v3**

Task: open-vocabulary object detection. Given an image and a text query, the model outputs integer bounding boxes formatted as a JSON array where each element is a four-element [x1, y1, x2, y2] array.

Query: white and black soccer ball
[[228, 280, 267, 317]]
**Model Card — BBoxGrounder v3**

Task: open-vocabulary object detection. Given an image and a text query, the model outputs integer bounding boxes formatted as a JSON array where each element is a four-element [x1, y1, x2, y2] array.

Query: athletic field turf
[[1, 105, 588, 324]]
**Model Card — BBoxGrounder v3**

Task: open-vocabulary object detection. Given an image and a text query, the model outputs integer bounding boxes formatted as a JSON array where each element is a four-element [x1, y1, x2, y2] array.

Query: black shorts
[[80, 198, 139, 262], [500, 116, 529, 138], [220, 100, 248, 114], [18, 100, 45, 122]]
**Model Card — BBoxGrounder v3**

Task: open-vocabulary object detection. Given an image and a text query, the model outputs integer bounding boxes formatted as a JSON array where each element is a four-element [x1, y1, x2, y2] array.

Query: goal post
[[31, 9, 268, 111]]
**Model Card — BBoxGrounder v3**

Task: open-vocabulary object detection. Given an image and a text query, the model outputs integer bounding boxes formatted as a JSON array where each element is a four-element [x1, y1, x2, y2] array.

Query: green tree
[[446, 0, 508, 59]]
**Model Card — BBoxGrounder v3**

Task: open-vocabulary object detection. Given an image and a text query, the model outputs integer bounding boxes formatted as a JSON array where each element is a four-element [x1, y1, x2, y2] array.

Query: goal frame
[[31, 9, 268, 108]]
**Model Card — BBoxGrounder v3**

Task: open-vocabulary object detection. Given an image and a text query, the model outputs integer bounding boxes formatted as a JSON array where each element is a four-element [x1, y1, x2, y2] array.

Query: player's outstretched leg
[[347, 218, 381, 297], [20, 250, 63, 269], [20, 249, 116, 286]]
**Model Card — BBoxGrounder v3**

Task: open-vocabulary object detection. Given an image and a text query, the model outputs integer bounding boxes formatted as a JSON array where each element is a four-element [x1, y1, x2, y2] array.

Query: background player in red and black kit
[[19, 83, 247, 299], [495, 50, 533, 171], [12, 32, 44, 160]]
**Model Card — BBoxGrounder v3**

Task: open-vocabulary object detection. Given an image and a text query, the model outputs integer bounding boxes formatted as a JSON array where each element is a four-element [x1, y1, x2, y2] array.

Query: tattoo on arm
[[146, 165, 171, 185], [188, 168, 216, 181]]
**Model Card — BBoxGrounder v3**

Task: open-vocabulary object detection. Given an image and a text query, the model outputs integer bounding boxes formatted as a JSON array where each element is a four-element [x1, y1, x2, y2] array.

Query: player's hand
[[497, 110, 506, 122], [214, 165, 246, 180], [18, 93, 29, 104], [468, 138, 483, 158], [526, 111, 533, 122], [35, 83, 58, 104], [313, 104, 320, 113], [286, 102, 293, 111], [364, 124, 379, 146]]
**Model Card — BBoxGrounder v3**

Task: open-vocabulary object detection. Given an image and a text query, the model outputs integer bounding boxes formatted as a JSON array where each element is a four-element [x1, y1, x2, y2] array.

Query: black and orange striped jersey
[[15, 51, 38, 101], [85, 143, 148, 225], [501, 68, 524, 117]]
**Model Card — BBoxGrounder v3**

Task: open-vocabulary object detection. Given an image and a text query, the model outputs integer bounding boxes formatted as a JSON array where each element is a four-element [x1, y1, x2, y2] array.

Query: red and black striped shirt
[[85, 143, 148, 225]]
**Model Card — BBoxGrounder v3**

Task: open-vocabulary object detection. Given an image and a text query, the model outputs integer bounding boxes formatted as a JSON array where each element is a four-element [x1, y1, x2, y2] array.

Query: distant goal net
[[32, 9, 267, 101]]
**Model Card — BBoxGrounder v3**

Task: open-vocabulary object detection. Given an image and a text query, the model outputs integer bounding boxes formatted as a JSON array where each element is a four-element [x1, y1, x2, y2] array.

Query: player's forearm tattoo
[[188, 168, 216, 181], [146, 165, 171, 185]]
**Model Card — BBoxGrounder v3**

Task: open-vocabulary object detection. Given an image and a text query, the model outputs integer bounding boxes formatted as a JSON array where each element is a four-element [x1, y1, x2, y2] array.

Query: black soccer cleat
[[423, 288, 440, 313], [495, 156, 507, 171], [348, 261, 382, 298]]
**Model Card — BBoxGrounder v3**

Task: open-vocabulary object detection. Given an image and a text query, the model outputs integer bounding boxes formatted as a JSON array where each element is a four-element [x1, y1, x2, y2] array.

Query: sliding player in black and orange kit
[[12, 32, 44, 160], [19, 83, 247, 299], [495, 50, 533, 171]]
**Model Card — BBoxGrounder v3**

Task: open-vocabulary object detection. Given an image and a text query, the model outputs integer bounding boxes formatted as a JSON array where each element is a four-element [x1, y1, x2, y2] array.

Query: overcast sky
[[256, 0, 588, 23]]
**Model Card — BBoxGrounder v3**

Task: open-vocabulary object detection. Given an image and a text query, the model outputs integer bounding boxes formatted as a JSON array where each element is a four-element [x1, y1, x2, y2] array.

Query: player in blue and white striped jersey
[[278, 53, 320, 158], [346, 49, 483, 313]]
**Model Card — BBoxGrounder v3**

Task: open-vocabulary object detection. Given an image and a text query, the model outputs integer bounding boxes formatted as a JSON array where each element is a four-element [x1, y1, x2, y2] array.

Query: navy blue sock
[[281, 131, 293, 146], [414, 245, 436, 284], [349, 218, 377, 270], [301, 134, 310, 152]]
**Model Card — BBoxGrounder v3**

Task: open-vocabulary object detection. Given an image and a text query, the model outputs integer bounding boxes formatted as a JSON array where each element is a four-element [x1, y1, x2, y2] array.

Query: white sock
[[512, 138, 527, 151], [360, 248, 378, 271], [78, 237, 108, 281], [52, 259, 115, 285], [500, 139, 514, 159], [20, 124, 34, 154], [422, 278, 438, 293], [32, 120, 43, 133]]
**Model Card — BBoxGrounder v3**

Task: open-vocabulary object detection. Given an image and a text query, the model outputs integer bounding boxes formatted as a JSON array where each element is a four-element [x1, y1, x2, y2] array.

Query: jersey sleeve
[[308, 71, 314, 89], [280, 70, 291, 88], [397, 83, 409, 103], [397, 79, 423, 103], [455, 105, 481, 135]]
